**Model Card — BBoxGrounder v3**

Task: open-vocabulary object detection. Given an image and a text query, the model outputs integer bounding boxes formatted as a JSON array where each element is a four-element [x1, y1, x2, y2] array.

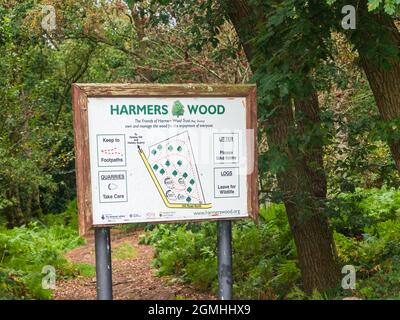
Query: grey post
[[95, 227, 113, 300], [217, 220, 233, 300]]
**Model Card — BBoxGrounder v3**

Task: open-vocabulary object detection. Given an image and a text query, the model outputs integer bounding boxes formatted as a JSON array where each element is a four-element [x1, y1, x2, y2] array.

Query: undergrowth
[[0, 200, 83, 299], [142, 188, 400, 299]]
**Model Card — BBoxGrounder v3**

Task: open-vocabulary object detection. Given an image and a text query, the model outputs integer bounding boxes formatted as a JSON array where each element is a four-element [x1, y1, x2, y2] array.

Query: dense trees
[[0, 0, 249, 226]]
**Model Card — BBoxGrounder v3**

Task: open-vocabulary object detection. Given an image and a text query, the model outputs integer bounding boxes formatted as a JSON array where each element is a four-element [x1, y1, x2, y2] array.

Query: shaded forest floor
[[53, 230, 215, 300]]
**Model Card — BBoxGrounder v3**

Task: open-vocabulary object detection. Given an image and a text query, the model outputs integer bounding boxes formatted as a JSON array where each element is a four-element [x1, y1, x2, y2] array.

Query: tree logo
[[172, 100, 185, 117]]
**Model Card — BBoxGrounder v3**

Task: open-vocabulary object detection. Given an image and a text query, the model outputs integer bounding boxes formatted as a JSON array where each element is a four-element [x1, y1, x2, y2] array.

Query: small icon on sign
[[101, 215, 105, 220], [172, 100, 185, 117], [108, 183, 118, 190]]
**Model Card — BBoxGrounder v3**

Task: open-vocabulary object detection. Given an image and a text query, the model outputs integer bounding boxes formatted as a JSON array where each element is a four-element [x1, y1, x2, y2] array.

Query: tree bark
[[223, 0, 258, 65], [4, 184, 25, 228], [267, 98, 339, 293], [355, 8, 400, 174], [294, 91, 329, 201], [225, 0, 340, 292], [31, 186, 43, 219], [360, 51, 400, 173]]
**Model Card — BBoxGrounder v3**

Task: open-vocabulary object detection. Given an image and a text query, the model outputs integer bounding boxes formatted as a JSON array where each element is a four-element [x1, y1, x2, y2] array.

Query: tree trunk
[[31, 186, 43, 219], [225, 0, 340, 292], [223, 0, 258, 64], [355, 8, 400, 174], [294, 91, 328, 201], [4, 184, 25, 228], [360, 53, 400, 173], [296, 94, 340, 291], [267, 98, 339, 293]]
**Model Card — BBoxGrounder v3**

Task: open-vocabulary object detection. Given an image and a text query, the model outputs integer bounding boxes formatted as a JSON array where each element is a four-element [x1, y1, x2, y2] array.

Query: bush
[[146, 188, 400, 300], [143, 204, 300, 299], [0, 200, 83, 299], [148, 223, 218, 291], [329, 187, 400, 236], [335, 217, 400, 299]]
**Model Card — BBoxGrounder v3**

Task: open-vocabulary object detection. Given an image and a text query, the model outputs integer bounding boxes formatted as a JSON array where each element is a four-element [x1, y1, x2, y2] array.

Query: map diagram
[[138, 131, 211, 209]]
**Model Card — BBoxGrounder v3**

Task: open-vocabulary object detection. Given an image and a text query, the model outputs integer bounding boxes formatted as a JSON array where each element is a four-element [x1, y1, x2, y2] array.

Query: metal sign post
[[94, 227, 113, 300], [217, 220, 233, 300]]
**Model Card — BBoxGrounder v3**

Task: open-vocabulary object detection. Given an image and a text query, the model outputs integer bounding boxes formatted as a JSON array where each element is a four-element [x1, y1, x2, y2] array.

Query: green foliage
[[1, 0, 400, 301], [330, 189, 400, 297], [73, 263, 96, 278], [326, 1, 400, 68], [327, 0, 400, 15], [253, 0, 335, 107], [0, 200, 83, 299], [0, 0, 250, 229], [335, 219, 400, 299], [332, 193, 400, 299], [146, 188, 400, 299], [0, 2, 85, 224], [144, 204, 299, 299], [40, 199, 79, 230], [323, 76, 400, 193], [147, 223, 218, 291], [329, 188, 400, 236]]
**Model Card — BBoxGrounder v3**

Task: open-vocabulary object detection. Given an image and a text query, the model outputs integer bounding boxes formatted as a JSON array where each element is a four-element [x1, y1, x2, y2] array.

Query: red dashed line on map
[[101, 148, 123, 155]]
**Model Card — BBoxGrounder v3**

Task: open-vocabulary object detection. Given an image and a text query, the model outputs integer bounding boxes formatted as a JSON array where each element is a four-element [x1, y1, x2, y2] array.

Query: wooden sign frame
[[72, 84, 258, 236]]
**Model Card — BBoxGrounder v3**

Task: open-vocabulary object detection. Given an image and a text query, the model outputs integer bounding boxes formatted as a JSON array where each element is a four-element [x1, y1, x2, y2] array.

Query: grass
[[74, 263, 96, 278], [170, 295, 186, 300], [112, 243, 138, 260]]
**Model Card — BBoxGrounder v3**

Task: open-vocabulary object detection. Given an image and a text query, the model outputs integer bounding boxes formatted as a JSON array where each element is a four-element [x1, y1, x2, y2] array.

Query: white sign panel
[[86, 96, 253, 225]]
